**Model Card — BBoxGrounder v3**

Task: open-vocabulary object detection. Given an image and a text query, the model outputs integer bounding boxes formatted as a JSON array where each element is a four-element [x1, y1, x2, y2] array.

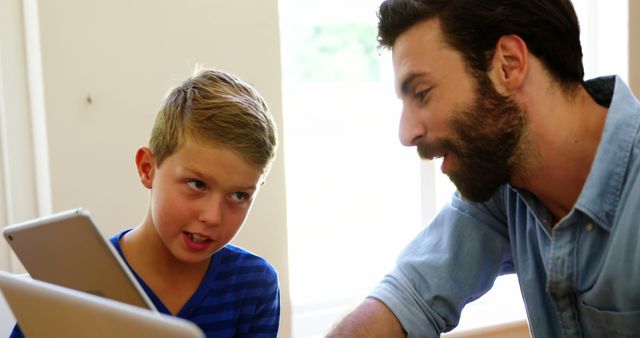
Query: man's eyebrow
[[399, 73, 424, 96]]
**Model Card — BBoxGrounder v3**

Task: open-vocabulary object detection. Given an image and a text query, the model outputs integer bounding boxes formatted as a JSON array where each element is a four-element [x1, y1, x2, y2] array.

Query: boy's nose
[[199, 198, 223, 226], [398, 104, 425, 147]]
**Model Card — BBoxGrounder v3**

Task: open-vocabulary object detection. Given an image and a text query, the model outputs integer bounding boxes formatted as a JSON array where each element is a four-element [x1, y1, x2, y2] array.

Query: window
[[280, 2, 423, 336]]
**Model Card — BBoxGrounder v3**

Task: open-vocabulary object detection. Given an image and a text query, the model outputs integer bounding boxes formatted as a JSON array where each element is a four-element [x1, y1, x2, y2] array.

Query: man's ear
[[488, 34, 528, 94], [135, 147, 155, 189]]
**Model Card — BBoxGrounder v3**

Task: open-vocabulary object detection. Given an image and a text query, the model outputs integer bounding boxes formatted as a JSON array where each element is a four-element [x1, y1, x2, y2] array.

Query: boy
[[10, 68, 281, 337]]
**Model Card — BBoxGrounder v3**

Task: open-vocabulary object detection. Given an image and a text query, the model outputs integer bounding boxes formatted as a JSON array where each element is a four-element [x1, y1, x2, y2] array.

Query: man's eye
[[187, 180, 206, 190], [229, 192, 249, 202], [415, 89, 430, 102]]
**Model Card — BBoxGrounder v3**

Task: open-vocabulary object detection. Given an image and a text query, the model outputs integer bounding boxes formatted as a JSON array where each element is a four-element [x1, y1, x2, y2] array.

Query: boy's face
[[138, 137, 264, 264]]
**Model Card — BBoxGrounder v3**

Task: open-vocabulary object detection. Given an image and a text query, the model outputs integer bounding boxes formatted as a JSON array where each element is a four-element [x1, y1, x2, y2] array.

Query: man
[[327, 0, 640, 337]]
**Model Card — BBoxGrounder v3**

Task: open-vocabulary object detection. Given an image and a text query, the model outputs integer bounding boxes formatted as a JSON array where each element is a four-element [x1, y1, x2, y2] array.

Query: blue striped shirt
[[110, 230, 281, 338]]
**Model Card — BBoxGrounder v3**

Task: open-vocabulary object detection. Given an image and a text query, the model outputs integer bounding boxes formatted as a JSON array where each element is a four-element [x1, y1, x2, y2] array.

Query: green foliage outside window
[[291, 23, 380, 82]]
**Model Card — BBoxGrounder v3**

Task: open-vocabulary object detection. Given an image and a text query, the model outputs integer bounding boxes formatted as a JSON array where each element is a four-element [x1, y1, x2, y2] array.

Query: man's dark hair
[[377, 0, 584, 90]]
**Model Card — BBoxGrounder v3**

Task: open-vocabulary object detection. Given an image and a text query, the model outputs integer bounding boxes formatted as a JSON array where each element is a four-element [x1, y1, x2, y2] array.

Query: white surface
[[447, 275, 526, 334]]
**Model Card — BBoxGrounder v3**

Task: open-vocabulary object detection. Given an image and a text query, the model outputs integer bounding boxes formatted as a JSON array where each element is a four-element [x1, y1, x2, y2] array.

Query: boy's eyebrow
[[184, 167, 259, 191], [232, 184, 259, 192]]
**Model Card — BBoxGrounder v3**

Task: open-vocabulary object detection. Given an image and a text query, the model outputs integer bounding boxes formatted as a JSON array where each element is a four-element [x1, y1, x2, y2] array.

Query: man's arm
[[326, 298, 405, 338]]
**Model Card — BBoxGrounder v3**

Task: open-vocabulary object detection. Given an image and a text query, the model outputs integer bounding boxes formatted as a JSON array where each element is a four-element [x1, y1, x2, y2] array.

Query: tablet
[[0, 271, 204, 338], [2, 208, 155, 310]]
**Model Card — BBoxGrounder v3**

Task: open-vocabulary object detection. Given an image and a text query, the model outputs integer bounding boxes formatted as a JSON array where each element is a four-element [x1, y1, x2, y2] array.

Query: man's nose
[[398, 103, 425, 146]]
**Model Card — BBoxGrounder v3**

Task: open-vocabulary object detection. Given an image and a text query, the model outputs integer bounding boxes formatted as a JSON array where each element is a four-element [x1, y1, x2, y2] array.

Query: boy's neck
[[120, 220, 210, 314]]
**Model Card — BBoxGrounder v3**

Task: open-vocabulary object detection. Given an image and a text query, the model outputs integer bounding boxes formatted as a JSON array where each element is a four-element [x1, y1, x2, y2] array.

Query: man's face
[[393, 19, 527, 202]]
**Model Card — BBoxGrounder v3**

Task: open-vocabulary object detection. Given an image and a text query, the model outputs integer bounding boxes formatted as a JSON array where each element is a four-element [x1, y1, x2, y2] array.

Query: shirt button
[[586, 223, 594, 231]]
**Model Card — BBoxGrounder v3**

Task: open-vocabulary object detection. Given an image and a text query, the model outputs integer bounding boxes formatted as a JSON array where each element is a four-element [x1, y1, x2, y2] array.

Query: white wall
[[0, 0, 291, 336], [0, 0, 40, 272]]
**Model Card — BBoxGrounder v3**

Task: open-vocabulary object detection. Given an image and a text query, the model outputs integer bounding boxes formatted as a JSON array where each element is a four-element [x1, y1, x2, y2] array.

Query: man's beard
[[418, 73, 527, 203]]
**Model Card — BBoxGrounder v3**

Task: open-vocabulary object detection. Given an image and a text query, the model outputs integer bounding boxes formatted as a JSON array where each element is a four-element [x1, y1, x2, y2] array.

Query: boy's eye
[[187, 180, 206, 190], [229, 192, 249, 202]]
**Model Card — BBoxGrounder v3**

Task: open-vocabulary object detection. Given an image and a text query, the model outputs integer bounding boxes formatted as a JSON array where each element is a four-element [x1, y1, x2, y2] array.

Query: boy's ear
[[488, 34, 528, 95], [135, 147, 155, 189]]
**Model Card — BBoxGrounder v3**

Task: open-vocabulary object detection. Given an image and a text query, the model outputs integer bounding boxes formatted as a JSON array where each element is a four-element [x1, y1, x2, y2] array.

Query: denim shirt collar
[[575, 75, 640, 230]]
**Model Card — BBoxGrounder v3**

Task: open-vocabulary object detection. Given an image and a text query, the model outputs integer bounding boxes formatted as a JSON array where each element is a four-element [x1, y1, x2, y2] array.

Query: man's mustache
[[416, 139, 456, 160]]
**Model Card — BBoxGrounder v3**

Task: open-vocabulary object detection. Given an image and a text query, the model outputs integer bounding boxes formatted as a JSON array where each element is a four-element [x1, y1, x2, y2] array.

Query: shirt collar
[[575, 75, 640, 230]]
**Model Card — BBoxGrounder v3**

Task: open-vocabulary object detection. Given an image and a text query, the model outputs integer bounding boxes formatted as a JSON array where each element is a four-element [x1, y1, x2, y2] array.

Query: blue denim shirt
[[370, 76, 640, 338]]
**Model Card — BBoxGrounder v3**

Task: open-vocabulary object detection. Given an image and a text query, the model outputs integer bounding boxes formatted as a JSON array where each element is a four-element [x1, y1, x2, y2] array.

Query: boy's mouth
[[184, 231, 211, 244]]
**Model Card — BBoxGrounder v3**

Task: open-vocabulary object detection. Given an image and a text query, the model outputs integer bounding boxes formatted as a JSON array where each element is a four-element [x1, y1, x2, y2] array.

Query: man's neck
[[511, 82, 608, 222]]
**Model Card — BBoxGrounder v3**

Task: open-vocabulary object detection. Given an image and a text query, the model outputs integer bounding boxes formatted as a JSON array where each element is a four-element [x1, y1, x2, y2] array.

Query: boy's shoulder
[[217, 243, 263, 259], [215, 244, 278, 278]]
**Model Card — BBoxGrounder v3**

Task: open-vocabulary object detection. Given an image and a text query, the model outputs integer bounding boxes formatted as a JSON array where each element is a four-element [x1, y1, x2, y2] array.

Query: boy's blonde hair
[[149, 69, 277, 172]]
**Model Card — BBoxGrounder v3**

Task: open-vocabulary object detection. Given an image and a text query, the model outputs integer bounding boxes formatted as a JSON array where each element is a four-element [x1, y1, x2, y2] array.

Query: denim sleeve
[[370, 188, 512, 337]]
